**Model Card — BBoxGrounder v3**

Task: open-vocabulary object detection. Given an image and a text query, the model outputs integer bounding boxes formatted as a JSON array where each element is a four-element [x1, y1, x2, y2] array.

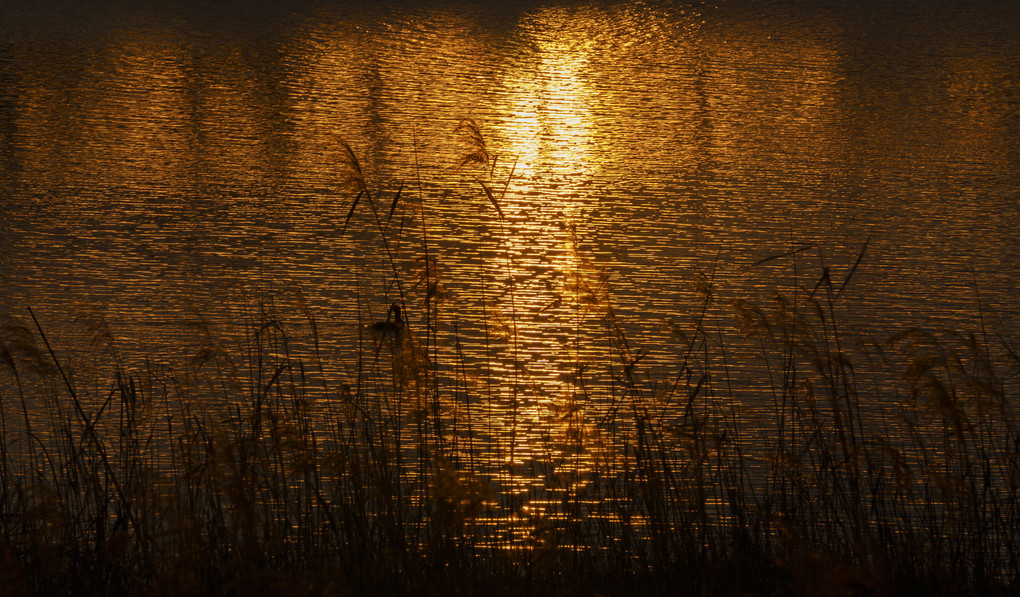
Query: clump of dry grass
[[0, 123, 1017, 596]]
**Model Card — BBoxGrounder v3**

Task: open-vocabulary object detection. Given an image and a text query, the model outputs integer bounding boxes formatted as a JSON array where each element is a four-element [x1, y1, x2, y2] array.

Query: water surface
[[2, 0, 1018, 435]]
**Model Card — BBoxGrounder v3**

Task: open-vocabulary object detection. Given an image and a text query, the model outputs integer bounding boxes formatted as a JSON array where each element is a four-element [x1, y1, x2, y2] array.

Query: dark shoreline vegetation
[[2, 121, 1018, 596]]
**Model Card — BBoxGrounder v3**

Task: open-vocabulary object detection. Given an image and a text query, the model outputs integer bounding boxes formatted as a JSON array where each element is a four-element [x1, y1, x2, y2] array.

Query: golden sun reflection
[[465, 8, 637, 483], [496, 45, 595, 180]]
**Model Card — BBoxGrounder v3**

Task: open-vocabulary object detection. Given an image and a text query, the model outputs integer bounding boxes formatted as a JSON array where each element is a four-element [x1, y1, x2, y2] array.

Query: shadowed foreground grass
[[3, 281, 1017, 596], [2, 125, 1018, 595]]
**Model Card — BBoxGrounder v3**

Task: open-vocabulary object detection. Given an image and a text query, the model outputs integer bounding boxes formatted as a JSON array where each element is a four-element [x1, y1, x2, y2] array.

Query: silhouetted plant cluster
[[1, 121, 1017, 596]]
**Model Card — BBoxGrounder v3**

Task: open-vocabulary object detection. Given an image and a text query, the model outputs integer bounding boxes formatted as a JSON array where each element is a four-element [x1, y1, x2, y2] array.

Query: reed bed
[[1, 122, 1018, 596]]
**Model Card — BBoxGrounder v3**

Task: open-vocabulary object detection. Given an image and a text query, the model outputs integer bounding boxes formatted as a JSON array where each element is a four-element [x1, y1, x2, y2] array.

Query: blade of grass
[[387, 184, 404, 227], [753, 244, 815, 266], [835, 236, 870, 300], [476, 178, 504, 220], [341, 190, 365, 237]]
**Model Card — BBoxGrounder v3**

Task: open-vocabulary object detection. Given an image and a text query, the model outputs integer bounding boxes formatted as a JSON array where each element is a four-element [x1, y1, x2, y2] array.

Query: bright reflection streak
[[472, 8, 619, 483], [497, 25, 595, 179]]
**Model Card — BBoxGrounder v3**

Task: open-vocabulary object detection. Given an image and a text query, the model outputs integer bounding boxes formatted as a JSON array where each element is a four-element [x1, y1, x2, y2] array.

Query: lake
[[3, 0, 1018, 351], [2, 0, 1018, 413], [2, 0, 1019, 589], [3, 0, 1018, 416]]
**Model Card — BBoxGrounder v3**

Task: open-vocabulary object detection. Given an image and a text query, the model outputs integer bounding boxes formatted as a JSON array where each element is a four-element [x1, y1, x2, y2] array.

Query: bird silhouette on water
[[371, 302, 404, 340], [370, 302, 409, 365]]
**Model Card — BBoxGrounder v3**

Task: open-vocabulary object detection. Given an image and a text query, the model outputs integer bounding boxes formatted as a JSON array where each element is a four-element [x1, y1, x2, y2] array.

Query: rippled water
[[2, 0, 1019, 428]]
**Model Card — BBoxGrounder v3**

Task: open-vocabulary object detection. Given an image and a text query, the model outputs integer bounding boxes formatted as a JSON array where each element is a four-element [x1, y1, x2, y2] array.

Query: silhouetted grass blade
[[340, 190, 364, 237], [836, 235, 870, 300], [476, 178, 504, 220], [753, 243, 815, 266], [387, 183, 403, 226]]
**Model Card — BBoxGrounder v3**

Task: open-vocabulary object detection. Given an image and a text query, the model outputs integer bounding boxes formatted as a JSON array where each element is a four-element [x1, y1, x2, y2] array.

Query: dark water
[[2, 0, 1019, 424]]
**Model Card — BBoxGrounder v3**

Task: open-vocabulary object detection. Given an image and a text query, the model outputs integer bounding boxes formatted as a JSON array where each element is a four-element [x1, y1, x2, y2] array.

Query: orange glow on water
[[3, 2, 1019, 565]]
